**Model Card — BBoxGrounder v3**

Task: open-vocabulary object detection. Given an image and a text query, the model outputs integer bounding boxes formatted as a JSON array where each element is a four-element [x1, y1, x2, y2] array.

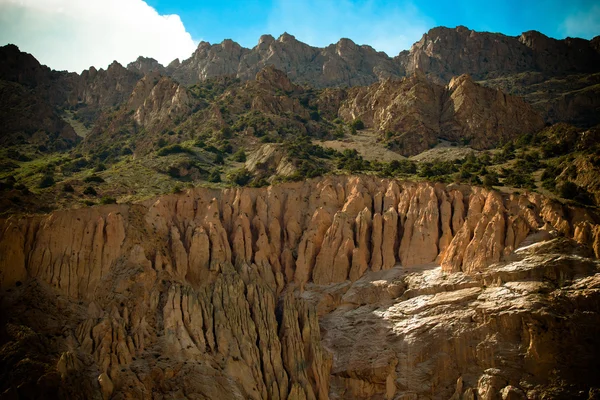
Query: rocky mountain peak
[[0, 44, 50, 87], [278, 32, 297, 43], [127, 56, 165, 75], [258, 34, 275, 47]]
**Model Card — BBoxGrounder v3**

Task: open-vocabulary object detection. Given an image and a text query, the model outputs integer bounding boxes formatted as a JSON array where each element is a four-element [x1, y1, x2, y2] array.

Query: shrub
[[482, 173, 500, 188], [227, 168, 253, 186], [232, 149, 247, 162], [84, 175, 104, 183], [156, 138, 168, 148], [38, 175, 55, 188], [100, 196, 117, 204], [83, 186, 97, 196], [63, 183, 75, 193], [208, 169, 221, 183], [351, 119, 365, 130], [557, 181, 579, 200], [157, 144, 193, 156]]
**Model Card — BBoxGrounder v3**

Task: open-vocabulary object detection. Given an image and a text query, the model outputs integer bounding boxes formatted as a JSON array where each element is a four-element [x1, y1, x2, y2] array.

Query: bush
[[157, 144, 193, 156], [94, 163, 106, 172], [501, 168, 535, 189], [38, 175, 55, 188], [557, 181, 579, 200], [208, 169, 221, 183], [100, 196, 117, 205], [156, 138, 168, 148], [84, 175, 104, 183], [63, 183, 75, 193], [232, 149, 247, 162], [351, 119, 365, 130], [482, 173, 500, 188], [172, 184, 183, 194], [83, 186, 97, 196], [226, 168, 253, 186]]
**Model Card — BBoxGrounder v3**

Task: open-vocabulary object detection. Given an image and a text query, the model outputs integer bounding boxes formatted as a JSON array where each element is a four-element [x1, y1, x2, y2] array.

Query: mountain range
[[1, 25, 600, 399]]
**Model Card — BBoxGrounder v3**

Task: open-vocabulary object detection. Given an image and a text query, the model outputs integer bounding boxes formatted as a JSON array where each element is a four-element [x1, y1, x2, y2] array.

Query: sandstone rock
[[0, 176, 599, 399], [399, 184, 439, 266], [98, 372, 114, 400]]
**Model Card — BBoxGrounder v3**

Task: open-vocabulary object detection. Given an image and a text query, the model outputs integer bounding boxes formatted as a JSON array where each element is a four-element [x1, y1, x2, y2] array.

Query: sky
[[0, 0, 598, 73]]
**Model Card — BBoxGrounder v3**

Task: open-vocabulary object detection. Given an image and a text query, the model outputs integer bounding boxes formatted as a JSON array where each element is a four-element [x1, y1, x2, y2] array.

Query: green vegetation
[[157, 144, 194, 156], [37, 174, 55, 188], [100, 196, 117, 205], [226, 168, 253, 186], [83, 186, 97, 196], [232, 149, 247, 162], [351, 119, 365, 130]]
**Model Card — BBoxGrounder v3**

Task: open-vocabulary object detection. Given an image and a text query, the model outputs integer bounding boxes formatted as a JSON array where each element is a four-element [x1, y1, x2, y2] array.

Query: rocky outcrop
[[338, 73, 544, 155], [1, 176, 597, 294], [170, 33, 402, 88], [397, 26, 600, 84], [127, 73, 193, 128], [127, 56, 167, 76], [321, 238, 600, 399], [0, 176, 599, 398], [147, 28, 600, 89]]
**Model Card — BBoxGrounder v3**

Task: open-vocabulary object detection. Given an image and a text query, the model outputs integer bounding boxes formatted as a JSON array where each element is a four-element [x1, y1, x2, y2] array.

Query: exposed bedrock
[[1, 176, 599, 399]]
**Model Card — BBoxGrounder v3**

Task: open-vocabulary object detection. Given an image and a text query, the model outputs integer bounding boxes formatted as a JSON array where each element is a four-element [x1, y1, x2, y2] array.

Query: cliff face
[[1, 176, 599, 399], [338, 73, 545, 155], [127, 28, 600, 89], [166, 33, 402, 88], [396, 26, 600, 84]]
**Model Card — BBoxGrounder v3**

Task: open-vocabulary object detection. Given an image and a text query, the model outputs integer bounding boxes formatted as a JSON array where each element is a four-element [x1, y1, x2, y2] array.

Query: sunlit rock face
[[1, 176, 599, 398]]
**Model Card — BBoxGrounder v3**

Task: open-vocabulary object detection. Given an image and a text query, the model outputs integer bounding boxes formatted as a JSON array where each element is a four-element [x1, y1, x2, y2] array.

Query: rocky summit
[[1, 25, 600, 400]]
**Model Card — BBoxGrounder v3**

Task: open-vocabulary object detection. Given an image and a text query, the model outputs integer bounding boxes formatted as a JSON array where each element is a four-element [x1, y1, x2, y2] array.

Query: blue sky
[[145, 0, 600, 48], [0, 0, 598, 72]]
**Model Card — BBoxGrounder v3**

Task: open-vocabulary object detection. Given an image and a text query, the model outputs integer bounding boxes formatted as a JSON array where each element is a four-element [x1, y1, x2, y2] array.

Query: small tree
[[351, 119, 365, 130]]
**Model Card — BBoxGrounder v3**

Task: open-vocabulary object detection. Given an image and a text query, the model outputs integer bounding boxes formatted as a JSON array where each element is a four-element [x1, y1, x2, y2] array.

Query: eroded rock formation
[[1, 176, 600, 399], [338, 73, 545, 155]]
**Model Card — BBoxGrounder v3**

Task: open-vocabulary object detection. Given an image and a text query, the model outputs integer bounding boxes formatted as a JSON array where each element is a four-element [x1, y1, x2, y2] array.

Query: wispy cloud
[[0, 0, 197, 72], [561, 4, 600, 39], [264, 0, 433, 56]]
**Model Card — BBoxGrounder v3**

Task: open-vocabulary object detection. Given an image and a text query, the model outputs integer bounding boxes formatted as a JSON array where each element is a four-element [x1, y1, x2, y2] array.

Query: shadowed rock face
[[1, 176, 600, 399]]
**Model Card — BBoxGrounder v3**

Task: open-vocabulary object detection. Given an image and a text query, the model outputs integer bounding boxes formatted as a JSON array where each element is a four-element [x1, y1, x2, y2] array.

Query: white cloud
[[0, 0, 197, 73], [265, 0, 432, 56], [561, 4, 600, 39]]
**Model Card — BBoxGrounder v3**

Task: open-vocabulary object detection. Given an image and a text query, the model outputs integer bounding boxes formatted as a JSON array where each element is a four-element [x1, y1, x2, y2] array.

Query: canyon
[[1, 176, 600, 399]]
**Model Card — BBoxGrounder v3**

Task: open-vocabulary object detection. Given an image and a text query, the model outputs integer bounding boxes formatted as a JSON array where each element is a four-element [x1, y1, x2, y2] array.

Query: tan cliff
[[338, 73, 545, 155], [1, 176, 600, 399]]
